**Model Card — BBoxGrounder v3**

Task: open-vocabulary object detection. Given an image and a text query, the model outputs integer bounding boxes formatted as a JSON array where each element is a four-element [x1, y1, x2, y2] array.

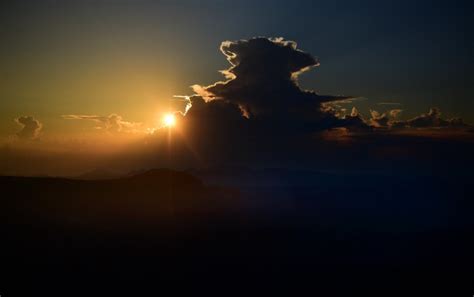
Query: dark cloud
[[149, 37, 470, 167], [389, 109, 403, 119], [185, 37, 469, 138], [15, 116, 42, 139], [153, 37, 375, 165], [344, 107, 468, 130], [334, 107, 372, 132], [191, 37, 352, 126], [390, 108, 467, 129], [369, 110, 389, 128], [62, 114, 142, 133]]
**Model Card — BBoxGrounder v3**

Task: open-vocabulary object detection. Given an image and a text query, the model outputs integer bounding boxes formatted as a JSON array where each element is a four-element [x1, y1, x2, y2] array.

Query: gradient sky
[[1, 0, 472, 139]]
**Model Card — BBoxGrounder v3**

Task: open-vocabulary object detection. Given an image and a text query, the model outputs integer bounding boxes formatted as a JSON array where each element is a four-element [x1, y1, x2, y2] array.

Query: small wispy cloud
[[15, 116, 42, 139], [389, 109, 402, 118], [62, 114, 142, 133]]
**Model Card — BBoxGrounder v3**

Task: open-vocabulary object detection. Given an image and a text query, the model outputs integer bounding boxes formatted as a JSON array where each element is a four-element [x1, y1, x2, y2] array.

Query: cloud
[[154, 38, 362, 164], [369, 109, 389, 128], [150, 36, 470, 167], [152, 37, 388, 165], [326, 105, 467, 131], [15, 116, 42, 139], [62, 114, 142, 133], [391, 108, 467, 129], [353, 107, 468, 129], [389, 109, 402, 119], [180, 36, 374, 147], [191, 37, 352, 124]]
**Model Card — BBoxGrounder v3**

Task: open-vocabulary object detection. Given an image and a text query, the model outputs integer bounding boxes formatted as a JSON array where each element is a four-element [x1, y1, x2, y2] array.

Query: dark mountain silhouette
[[1, 168, 473, 296], [73, 168, 121, 180], [1, 169, 239, 228]]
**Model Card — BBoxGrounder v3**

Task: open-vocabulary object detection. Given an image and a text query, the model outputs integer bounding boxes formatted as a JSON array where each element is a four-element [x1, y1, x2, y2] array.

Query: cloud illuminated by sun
[[163, 113, 176, 127]]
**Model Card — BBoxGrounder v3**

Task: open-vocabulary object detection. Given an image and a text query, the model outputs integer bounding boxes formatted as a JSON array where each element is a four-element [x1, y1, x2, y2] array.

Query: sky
[[0, 0, 473, 176]]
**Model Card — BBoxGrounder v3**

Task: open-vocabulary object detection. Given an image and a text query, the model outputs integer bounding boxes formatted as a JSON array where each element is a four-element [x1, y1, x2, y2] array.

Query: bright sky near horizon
[[0, 0, 472, 140]]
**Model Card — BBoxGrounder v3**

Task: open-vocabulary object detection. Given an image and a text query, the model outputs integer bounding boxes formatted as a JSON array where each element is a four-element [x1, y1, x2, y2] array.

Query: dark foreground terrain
[[1, 168, 473, 296]]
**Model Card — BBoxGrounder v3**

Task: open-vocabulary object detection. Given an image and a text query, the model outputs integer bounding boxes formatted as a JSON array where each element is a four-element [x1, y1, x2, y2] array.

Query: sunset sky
[[0, 0, 473, 177], [1, 0, 472, 139], [2, 2, 473, 293]]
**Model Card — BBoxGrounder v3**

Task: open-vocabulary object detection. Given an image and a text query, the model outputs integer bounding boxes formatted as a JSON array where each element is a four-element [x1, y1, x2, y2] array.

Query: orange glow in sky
[[163, 113, 176, 127]]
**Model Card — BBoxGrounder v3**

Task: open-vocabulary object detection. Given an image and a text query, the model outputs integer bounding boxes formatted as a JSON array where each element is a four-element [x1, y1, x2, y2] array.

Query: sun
[[163, 113, 176, 127]]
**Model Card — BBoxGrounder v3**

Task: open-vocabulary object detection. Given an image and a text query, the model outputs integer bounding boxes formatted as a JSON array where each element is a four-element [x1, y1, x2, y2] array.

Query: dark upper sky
[[0, 0, 472, 138]]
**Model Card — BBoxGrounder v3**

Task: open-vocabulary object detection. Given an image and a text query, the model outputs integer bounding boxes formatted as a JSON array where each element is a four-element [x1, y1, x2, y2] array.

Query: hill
[[0, 168, 473, 296]]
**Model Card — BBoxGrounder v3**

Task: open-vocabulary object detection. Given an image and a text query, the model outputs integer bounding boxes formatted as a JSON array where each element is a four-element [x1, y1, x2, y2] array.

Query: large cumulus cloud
[[191, 37, 353, 127], [146, 37, 471, 167], [148, 38, 373, 166]]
